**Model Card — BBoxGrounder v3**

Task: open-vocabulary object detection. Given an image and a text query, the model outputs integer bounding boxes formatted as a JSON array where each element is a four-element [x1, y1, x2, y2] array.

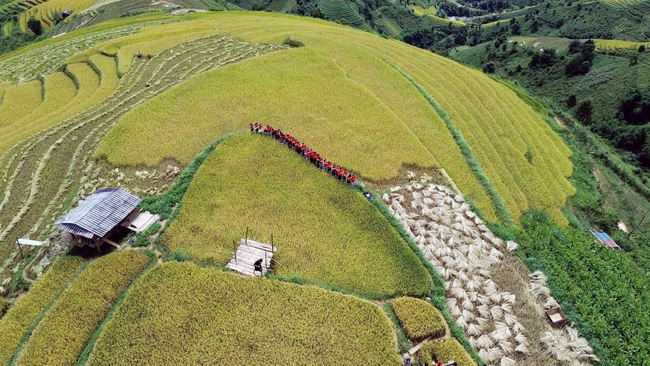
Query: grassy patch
[[164, 134, 431, 297], [87, 261, 402, 365]]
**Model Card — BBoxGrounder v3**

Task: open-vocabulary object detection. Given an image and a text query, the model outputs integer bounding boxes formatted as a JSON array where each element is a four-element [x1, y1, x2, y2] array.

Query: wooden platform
[[226, 239, 276, 276]]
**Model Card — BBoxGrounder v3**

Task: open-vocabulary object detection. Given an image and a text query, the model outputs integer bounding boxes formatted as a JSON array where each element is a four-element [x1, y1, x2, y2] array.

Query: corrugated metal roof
[[55, 188, 141, 239]]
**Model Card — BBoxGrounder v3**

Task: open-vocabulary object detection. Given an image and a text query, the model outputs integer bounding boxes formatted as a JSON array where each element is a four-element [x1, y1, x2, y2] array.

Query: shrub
[[15, 251, 150, 366], [390, 297, 446, 341], [87, 262, 402, 365], [419, 338, 475, 366], [0, 256, 86, 365], [567, 94, 577, 107], [0, 298, 7, 318], [482, 61, 496, 73], [26, 17, 42, 35]]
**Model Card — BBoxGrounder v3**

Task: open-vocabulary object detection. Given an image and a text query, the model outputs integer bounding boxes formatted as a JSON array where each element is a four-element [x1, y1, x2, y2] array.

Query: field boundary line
[[387, 62, 513, 226], [8, 259, 93, 366], [76, 250, 157, 366]]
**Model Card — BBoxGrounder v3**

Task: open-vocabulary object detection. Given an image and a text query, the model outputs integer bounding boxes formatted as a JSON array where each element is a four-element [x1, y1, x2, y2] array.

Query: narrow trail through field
[[0, 35, 285, 284]]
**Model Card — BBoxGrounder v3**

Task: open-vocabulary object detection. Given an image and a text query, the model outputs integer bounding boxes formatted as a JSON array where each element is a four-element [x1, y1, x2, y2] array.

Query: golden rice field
[[420, 338, 476, 366], [390, 297, 447, 341], [411, 5, 465, 26], [20, 0, 95, 30], [92, 12, 573, 225], [15, 250, 150, 366], [164, 134, 431, 297], [87, 261, 402, 365], [0, 256, 86, 366], [595, 39, 650, 50]]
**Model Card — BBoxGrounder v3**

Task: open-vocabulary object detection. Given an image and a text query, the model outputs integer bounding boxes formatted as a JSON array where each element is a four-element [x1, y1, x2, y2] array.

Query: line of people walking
[[250, 123, 357, 187]]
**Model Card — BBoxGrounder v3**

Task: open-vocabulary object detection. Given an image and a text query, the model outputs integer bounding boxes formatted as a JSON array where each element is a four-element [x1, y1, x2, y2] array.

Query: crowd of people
[[250, 123, 357, 187]]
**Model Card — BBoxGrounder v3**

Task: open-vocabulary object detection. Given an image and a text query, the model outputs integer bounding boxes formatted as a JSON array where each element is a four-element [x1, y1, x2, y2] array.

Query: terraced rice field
[[268, 0, 297, 12], [0, 256, 86, 366], [164, 134, 431, 297], [87, 262, 402, 365], [0, 31, 280, 293], [318, 0, 371, 30], [15, 250, 150, 366], [411, 5, 465, 26], [375, 16, 402, 37], [595, 39, 650, 50], [97, 12, 574, 225], [511, 36, 650, 52], [20, 0, 95, 30], [0, 17, 166, 82], [599, 0, 649, 7]]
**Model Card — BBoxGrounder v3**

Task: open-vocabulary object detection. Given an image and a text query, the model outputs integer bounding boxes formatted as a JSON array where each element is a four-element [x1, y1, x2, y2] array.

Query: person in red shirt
[[349, 175, 357, 187], [250, 123, 254, 132]]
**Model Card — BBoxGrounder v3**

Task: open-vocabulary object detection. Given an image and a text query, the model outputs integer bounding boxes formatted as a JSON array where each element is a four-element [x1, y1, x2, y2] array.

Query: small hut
[[55, 188, 155, 250]]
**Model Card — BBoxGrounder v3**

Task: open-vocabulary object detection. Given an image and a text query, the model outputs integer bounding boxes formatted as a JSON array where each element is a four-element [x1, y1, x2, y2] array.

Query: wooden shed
[[55, 188, 153, 250]]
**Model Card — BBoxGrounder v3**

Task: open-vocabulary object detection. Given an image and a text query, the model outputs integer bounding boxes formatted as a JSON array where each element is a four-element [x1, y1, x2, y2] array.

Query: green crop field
[[164, 134, 431, 297], [599, 0, 649, 7], [15, 250, 150, 366], [87, 262, 402, 365], [0, 256, 86, 366], [511, 36, 650, 52]]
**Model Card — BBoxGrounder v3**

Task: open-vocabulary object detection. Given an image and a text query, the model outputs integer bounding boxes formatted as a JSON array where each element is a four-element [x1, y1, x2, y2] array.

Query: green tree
[[576, 100, 593, 123], [26, 16, 42, 35], [567, 94, 577, 107]]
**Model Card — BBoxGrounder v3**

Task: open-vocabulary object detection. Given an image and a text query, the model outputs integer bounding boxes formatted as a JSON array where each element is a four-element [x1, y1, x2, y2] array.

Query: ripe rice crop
[[96, 46, 435, 182], [0, 62, 101, 154], [164, 134, 431, 297], [0, 80, 42, 128], [595, 39, 650, 50], [15, 250, 150, 366], [87, 261, 402, 365], [0, 256, 86, 366], [0, 72, 75, 148], [20, 0, 95, 30], [390, 297, 447, 341], [419, 338, 476, 366], [95, 12, 574, 225]]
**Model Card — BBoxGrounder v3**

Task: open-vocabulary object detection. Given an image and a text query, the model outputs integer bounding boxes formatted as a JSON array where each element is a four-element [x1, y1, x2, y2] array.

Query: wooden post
[[16, 240, 24, 260], [233, 240, 237, 265]]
